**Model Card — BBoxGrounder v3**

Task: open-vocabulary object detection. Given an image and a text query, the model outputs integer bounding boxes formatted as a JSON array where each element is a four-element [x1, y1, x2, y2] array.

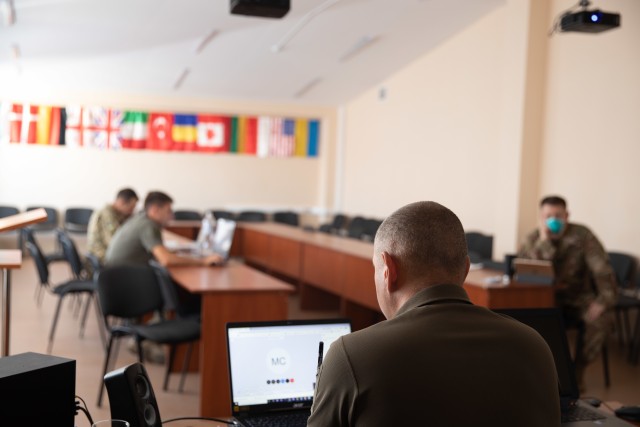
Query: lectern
[[0, 208, 48, 356]]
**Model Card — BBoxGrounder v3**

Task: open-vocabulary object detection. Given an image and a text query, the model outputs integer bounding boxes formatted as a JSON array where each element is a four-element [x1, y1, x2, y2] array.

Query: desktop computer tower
[[0, 352, 76, 426]]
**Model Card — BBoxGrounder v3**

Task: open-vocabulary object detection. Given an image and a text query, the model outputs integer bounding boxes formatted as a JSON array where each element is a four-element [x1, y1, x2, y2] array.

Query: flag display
[[0, 102, 321, 158]]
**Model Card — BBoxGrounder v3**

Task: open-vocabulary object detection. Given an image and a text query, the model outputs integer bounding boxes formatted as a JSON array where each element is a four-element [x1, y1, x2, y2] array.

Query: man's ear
[[381, 251, 398, 292]]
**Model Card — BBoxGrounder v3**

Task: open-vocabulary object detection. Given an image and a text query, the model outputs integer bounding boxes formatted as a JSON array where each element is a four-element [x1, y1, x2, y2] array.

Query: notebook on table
[[226, 319, 352, 427], [494, 308, 632, 426]]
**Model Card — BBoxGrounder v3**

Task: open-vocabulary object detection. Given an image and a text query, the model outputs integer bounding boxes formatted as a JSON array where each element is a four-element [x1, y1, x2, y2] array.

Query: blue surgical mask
[[546, 217, 565, 234]]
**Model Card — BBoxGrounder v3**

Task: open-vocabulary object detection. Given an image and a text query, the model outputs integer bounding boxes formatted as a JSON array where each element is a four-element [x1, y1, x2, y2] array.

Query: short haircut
[[374, 201, 468, 281], [540, 195, 567, 209], [116, 188, 138, 202], [144, 191, 173, 211]]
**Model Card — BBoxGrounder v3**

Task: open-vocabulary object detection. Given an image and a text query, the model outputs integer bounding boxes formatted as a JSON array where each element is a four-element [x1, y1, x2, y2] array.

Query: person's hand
[[539, 221, 552, 241], [583, 301, 606, 323], [202, 253, 223, 266]]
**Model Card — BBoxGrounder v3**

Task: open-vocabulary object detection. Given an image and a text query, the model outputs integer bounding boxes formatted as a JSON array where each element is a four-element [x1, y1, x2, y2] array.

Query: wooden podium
[[0, 208, 48, 356]]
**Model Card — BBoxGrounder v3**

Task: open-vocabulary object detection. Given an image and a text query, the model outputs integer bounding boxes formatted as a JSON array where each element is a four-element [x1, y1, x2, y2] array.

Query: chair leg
[[630, 313, 640, 364], [179, 343, 194, 393], [623, 310, 632, 348], [136, 338, 144, 363], [615, 309, 625, 347], [94, 298, 107, 349], [79, 294, 92, 338], [98, 335, 114, 407], [602, 343, 611, 388], [164, 345, 177, 391], [48, 296, 65, 354]]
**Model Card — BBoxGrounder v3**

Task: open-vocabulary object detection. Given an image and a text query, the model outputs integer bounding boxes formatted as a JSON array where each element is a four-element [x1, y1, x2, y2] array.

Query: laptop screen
[[226, 319, 352, 414], [493, 308, 579, 403], [212, 218, 236, 260]]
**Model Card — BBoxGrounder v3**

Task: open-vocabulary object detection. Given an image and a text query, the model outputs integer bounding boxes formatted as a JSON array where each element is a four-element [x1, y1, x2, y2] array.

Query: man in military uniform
[[519, 195, 616, 390], [87, 188, 139, 263]]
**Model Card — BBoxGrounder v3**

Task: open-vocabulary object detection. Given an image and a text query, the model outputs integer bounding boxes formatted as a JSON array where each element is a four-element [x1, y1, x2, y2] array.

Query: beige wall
[[0, 94, 337, 225], [540, 0, 640, 254]]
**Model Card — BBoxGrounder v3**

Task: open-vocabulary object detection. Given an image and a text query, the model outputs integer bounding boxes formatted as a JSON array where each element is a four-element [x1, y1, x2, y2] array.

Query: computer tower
[[0, 352, 76, 426]]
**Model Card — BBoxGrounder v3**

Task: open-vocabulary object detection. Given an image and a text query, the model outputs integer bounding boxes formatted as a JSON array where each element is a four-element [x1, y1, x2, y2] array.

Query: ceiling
[[0, 0, 503, 106]]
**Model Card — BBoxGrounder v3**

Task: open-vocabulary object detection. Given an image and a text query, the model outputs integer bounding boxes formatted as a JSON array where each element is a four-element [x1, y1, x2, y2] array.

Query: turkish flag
[[147, 113, 174, 151], [197, 115, 229, 153]]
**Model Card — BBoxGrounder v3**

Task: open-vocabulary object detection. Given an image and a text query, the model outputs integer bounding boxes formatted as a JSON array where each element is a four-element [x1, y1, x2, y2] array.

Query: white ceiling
[[0, 0, 503, 106]]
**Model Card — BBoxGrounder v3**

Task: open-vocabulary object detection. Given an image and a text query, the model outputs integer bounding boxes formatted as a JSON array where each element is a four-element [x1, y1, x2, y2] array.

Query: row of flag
[[0, 103, 321, 157]]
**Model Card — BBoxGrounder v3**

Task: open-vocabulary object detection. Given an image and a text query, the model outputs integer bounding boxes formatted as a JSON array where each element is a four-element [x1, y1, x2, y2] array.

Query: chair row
[[174, 209, 301, 227], [0, 205, 94, 234], [318, 214, 383, 242]]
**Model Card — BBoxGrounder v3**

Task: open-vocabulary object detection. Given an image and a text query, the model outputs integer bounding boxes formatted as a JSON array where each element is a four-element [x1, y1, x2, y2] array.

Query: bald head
[[374, 201, 469, 286]]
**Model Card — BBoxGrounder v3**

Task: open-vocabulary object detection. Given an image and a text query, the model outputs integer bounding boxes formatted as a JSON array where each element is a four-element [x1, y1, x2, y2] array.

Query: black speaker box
[[104, 363, 162, 427], [0, 352, 76, 427]]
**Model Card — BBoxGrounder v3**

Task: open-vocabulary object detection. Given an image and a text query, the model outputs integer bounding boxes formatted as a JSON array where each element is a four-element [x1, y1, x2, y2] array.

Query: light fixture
[[173, 68, 190, 90], [271, 0, 341, 53], [338, 35, 378, 63], [194, 29, 219, 55], [294, 77, 322, 98]]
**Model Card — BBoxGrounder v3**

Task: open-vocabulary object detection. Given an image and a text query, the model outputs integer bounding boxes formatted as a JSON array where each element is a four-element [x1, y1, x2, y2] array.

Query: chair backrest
[[25, 241, 49, 285], [173, 210, 202, 221], [273, 211, 299, 226], [97, 265, 163, 319], [85, 252, 103, 282], [608, 251, 636, 288], [64, 208, 94, 233], [331, 214, 347, 230], [26, 206, 59, 230], [0, 206, 19, 218], [149, 261, 201, 319], [465, 231, 494, 263], [211, 210, 236, 220], [237, 211, 267, 222], [57, 229, 84, 279], [361, 218, 383, 241], [347, 216, 366, 239]]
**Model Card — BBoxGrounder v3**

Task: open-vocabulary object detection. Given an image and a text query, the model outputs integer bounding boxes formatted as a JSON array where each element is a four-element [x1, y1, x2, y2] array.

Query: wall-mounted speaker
[[104, 363, 162, 427]]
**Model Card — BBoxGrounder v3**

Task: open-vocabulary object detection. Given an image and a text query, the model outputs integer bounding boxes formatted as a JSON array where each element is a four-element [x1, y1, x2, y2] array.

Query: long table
[[167, 261, 294, 418]]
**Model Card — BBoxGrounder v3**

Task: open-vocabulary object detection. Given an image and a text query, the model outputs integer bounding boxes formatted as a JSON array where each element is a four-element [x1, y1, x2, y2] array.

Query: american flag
[[269, 118, 295, 157]]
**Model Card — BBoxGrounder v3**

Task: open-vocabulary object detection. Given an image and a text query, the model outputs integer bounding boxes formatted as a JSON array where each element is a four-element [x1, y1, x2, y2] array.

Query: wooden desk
[[463, 269, 555, 309], [168, 262, 295, 418]]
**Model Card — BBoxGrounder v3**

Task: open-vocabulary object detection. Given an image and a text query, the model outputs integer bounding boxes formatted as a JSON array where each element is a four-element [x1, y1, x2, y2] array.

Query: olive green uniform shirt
[[87, 204, 126, 263], [307, 284, 560, 427], [104, 213, 163, 266], [518, 223, 616, 309]]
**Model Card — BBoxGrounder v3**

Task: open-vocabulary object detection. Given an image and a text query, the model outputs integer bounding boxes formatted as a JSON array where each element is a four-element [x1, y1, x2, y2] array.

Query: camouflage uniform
[[87, 204, 126, 264], [519, 223, 617, 387]]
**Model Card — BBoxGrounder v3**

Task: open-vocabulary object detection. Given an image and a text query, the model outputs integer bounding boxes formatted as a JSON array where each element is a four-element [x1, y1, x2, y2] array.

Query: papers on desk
[[470, 263, 484, 271], [479, 274, 510, 289]]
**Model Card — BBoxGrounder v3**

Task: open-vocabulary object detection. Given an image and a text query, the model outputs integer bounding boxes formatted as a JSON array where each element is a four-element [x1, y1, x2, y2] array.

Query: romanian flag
[[172, 114, 197, 151], [197, 115, 229, 153], [120, 111, 148, 149], [147, 113, 174, 151]]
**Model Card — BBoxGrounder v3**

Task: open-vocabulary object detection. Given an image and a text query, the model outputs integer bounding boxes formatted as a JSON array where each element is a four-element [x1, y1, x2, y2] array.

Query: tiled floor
[[2, 233, 639, 426]]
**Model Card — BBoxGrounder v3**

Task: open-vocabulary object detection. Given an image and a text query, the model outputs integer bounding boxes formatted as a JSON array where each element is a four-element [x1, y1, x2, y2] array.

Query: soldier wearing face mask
[[519, 195, 616, 392]]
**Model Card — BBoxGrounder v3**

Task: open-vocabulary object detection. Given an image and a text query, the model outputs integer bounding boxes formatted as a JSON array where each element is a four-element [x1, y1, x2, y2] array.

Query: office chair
[[25, 239, 98, 354], [211, 210, 236, 220], [96, 265, 201, 406], [608, 252, 638, 347], [149, 261, 201, 392], [465, 231, 494, 263], [361, 218, 383, 242], [22, 228, 67, 302], [173, 210, 202, 221], [273, 211, 299, 227], [237, 211, 267, 222], [63, 207, 94, 234], [318, 213, 347, 235], [346, 216, 366, 239]]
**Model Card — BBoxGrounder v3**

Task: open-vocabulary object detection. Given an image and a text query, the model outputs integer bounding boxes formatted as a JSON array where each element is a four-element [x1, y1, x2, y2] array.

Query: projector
[[560, 9, 620, 33], [230, 0, 290, 18]]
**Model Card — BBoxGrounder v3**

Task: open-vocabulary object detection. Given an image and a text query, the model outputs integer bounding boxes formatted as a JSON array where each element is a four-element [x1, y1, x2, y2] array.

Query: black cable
[[75, 401, 95, 426], [162, 416, 238, 425], [75, 394, 89, 412]]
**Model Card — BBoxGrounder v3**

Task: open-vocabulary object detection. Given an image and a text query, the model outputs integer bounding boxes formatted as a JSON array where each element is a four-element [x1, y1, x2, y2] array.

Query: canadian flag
[[197, 115, 229, 152]]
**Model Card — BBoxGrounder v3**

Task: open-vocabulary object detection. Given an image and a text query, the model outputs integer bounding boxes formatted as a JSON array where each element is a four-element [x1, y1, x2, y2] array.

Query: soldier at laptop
[[308, 201, 560, 426], [519, 195, 616, 392]]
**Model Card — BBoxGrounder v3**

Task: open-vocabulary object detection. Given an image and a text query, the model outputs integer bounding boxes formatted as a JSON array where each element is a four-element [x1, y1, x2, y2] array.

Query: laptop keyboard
[[561, 405, 606, 423], [239, 412, 310, 427]]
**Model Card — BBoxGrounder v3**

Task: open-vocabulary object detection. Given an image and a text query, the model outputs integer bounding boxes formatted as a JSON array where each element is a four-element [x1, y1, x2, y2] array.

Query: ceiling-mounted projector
[[555, 0, 620, 34], [230, 0, 290, 18]]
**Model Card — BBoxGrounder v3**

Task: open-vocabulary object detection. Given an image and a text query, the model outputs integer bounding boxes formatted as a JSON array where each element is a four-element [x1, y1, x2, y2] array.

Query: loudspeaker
[[0, 352, 75, 426], [104, 363, 162, 427]]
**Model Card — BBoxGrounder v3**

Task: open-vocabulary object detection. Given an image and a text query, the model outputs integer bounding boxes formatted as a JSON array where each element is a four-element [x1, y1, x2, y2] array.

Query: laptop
[[226, 319, 352, 427], [165, 218, 236, 261], [494, 308, 632, 426]]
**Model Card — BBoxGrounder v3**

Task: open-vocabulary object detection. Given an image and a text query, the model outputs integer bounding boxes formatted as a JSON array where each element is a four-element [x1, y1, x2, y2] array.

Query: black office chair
[[237, 211, 267, 222], [211, 210, 236, 220], [64, 207, 94, 234], [361, 218, 383, 242], [173, 210, 202, 221], [608, 252, 638, 347], [465, 231, 494, 263], [22, 228, 67, 302], [318, 214, 347, 235], [96, 265, 201, 405], [0, 206, 20, 248], [21, 207, 60, 254], [25, 239, 97, 354], [346, 216, 366, 239], [273, 211, 299, 227], [149, 261, 201, 392]]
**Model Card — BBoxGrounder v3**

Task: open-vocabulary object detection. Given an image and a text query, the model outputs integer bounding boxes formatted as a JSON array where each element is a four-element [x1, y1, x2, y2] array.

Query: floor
[[2, 232, 640, 426]]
